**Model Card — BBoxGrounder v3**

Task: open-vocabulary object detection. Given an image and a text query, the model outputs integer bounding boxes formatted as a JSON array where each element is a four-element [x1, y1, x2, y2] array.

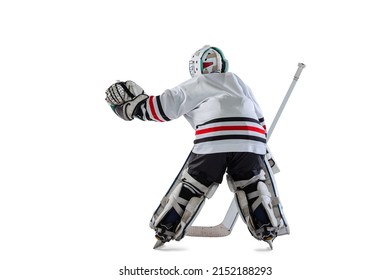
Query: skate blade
[[265, 240, 273, 250], [153, 240, 165, 249]]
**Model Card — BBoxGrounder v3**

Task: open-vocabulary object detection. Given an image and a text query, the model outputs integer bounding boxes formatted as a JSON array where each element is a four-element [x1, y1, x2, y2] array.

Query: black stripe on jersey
[[259, 117, 265, 123], [194, 135, 267, 144], [196, 117, 260, 128], [156, 96, 171, 121], [144, 108, 151, 121]]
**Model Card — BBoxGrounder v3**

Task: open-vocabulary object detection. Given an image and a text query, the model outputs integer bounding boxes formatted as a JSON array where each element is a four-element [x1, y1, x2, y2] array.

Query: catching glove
[[105, 80, 148, 121]]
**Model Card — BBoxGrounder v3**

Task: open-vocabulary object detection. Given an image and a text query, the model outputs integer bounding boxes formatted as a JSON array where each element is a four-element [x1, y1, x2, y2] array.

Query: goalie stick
[[186, 63, 306, 238]]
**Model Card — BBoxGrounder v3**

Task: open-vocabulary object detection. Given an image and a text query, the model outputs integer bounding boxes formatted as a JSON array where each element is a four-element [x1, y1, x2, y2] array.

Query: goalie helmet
[[189, 45, 229, 78]]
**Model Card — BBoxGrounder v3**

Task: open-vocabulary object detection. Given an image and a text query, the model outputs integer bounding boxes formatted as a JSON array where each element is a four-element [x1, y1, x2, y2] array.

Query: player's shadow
[[153, 244, 189, 252], [253, 247, 273, 252]]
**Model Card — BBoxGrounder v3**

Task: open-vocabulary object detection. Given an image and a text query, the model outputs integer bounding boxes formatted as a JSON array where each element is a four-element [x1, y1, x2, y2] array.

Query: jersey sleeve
[[135, 94, 174, 122], [135, 78, 205, 122]]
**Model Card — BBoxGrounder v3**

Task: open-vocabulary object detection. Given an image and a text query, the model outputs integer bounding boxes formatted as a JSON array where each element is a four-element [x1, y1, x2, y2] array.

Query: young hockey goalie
[[105, 45, 288, 249]]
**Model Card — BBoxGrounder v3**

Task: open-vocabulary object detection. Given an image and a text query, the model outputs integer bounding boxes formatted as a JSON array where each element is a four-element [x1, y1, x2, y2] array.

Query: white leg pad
[[227, 172, 281, 240], [150, 169, 217, 241], [175, 196, 205, 241]]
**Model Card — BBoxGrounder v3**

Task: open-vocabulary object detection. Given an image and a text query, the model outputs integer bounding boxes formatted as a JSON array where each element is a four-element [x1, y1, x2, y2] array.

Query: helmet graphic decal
[[203, 62, 213, 68]]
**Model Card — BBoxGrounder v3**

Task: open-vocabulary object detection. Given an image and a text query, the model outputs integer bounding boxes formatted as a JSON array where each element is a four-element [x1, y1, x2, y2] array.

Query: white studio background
[[1, 0, 389, 279]]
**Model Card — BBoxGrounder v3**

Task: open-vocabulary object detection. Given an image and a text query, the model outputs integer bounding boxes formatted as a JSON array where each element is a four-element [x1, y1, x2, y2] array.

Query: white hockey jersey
[[137, 72, 267, 155]]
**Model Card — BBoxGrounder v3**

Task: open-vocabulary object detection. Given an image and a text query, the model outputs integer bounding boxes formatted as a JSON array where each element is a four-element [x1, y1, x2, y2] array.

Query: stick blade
[[186, 223, 232, 237]]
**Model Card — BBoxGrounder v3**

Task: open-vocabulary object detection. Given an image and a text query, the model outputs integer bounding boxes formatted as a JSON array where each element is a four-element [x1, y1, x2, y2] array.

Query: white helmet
[[189, 45, 229, 78]]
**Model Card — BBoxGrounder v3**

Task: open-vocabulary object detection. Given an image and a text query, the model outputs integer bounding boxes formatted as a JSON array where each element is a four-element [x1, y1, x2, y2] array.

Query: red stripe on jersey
[[196, 126, 266, 135], [148, 96, 163, 122]]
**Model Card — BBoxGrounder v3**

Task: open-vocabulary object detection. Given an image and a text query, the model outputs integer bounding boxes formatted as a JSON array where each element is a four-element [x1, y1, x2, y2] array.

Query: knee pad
[[150, 169, 218, 242]]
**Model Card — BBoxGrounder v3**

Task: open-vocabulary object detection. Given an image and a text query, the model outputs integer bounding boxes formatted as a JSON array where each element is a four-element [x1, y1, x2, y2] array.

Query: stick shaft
[[267, 63, 305, 139]]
